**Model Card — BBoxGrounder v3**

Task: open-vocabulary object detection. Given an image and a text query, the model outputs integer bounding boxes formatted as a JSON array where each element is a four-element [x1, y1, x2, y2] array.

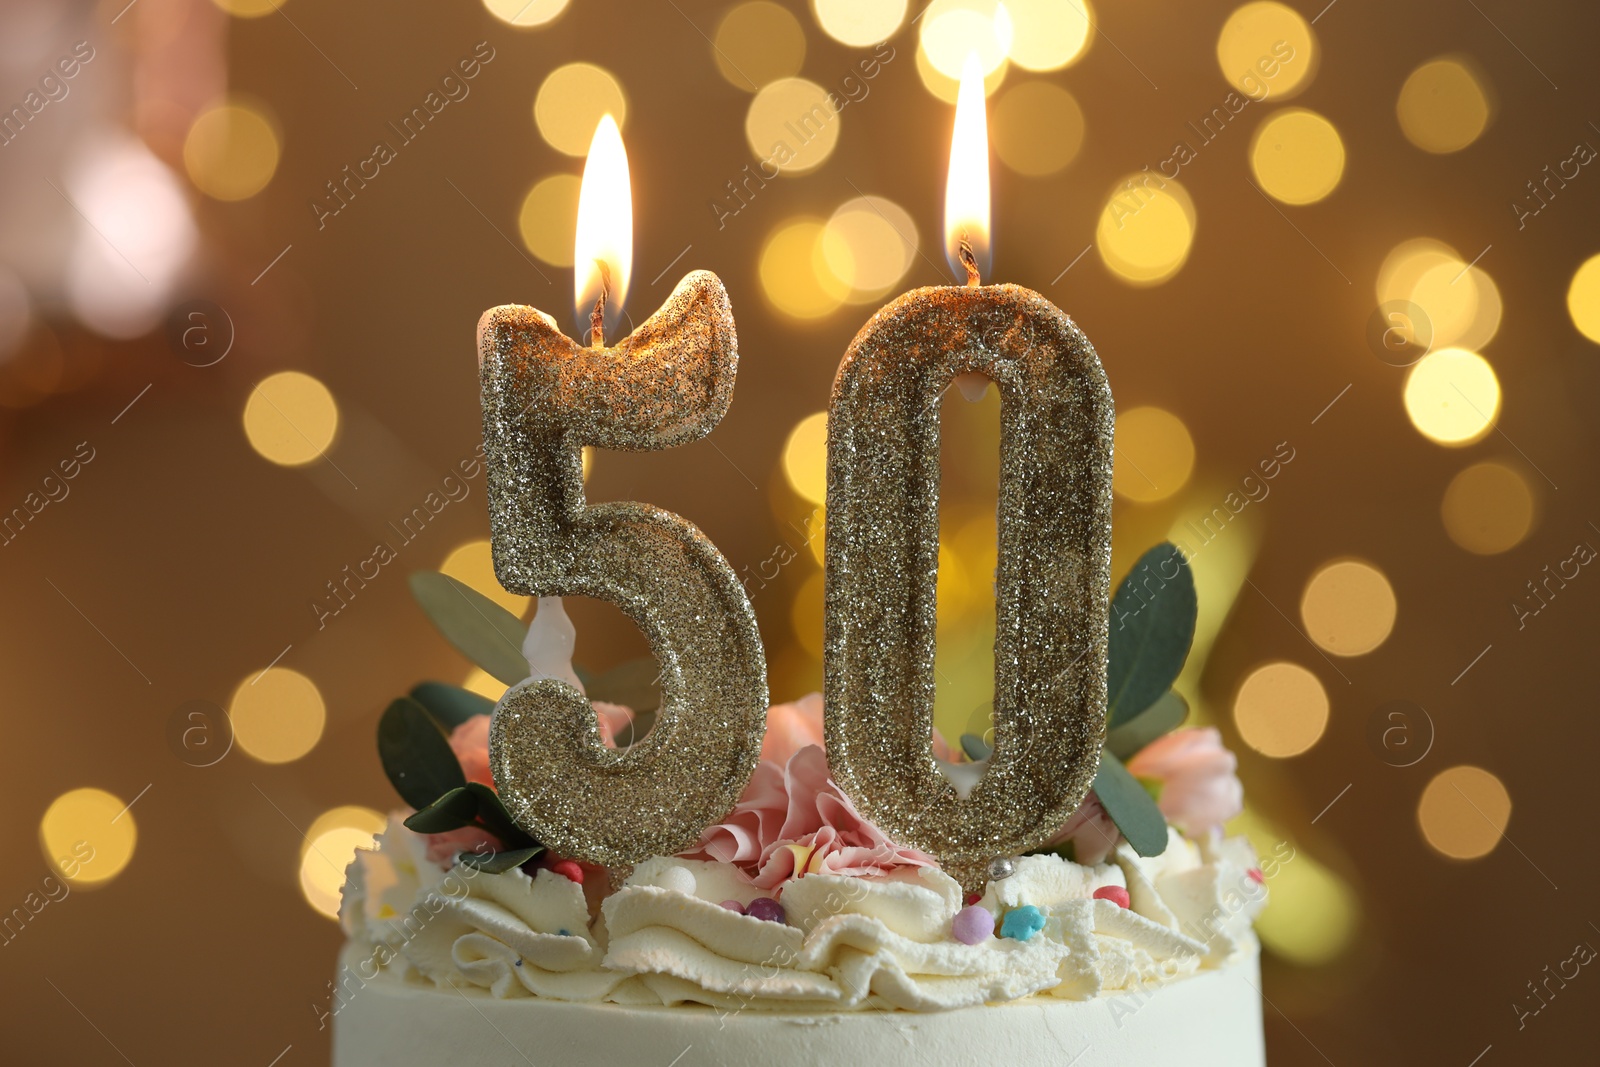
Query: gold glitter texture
[[824, 283, 1114, 890], [478, 271, 769, 867]]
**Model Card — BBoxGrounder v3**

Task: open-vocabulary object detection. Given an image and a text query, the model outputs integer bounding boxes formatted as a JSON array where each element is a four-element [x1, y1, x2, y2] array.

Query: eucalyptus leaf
[[1093, 750, 1169, 857], [1107, 543, 1197, 727], [586, 656, 662, 711], [959, 733, 993, 761], [410, 681, 495, 730], [456, 846, 544, 874], [409, 571, 529, 686], [1105, 691, 1189, 761], [402, 786, 479, 834], [463, 782, 530, 848], [378, 697, 467, 811]]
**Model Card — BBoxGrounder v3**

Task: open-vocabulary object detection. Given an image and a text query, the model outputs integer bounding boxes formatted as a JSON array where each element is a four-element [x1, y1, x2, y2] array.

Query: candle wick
[[589, 261, 611, 348], [958, 234, 981, 288]]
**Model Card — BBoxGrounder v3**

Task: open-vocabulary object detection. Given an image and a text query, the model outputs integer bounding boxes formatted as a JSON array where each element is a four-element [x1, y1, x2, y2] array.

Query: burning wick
[[957, 234, 981, 288], [589, 261, 611, 347]]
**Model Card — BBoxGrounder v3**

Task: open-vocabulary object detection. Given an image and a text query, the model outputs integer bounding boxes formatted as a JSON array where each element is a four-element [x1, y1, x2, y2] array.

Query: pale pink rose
[[1045, 792, 1123, 865], [423, 824, 503, 868], [682, 744, 938, 890], [1127, 726, 1243, 836], [593, 701, 635, 748], [762, 692, 959, 763], [447, 703, 637, 791]]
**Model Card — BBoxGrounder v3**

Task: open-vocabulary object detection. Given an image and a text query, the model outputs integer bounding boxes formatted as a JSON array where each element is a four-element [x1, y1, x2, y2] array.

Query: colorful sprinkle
[[745, 897, 786, 924], [952, 905, 995, 945], [1092, 885, 1131, 909], [557, 929, 571, 937], [548, 860, 584, 884], [963, 891, 983, 907], [999, 904, 1045, 942], [719, 899, 745, 914], [1247, 867, 1265, 884]]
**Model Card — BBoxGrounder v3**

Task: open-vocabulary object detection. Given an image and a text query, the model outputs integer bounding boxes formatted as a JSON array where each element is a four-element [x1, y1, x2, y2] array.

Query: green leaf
[[1105, 691, 1188, 761], [403, 786, 480, 833], [408, 571, 529, 686], [410, 681, 495, 730], [1107, 543, 1197, 727], [456, 847, 544, 874], [585, 656, 662, 711], [463, 782, 529, 847], [959, 733, 993, 761], [379, 698, 468, 811], [1094, 750, 1169, 857]]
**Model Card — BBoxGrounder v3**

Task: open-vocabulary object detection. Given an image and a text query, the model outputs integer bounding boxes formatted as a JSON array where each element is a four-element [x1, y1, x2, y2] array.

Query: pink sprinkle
[[1247, 867, 1265, 884], [963, 892, 982, 907], [719, 899, 745, 914], [1092, 885, 1131, 909], [549, 860, 584, 884]]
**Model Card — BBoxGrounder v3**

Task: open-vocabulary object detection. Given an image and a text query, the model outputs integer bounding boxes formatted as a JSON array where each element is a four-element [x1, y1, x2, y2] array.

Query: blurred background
[[3, 0, 1598, 1063]]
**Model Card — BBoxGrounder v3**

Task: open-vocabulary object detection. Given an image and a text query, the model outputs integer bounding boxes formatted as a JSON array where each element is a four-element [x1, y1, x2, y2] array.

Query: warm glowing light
[[40, 788, 137, 886], [1216, 3, 1316, 100], [1398, 58, 1491, 154], [299, 806, 386, 919], [920, 0, 1014, 79], [1442, 461, 1536, 555], [759, 218, 847, 319], [518, 174, 580, 267], [230, 667, 326, 764], [945, 54, 991, 282], [1404, 348, 1500, 445], [483, 0, 569, 28], [1112, 406, 1196, 503], [1249, 108, 1344, 205], [1300, 559, 1397, 656], [183, 102, 281, 202], [442, 539, 528, 616], [1411, 260, 1501, 351], [1418, 765, 1510, 860], [1251, 836, 1358, 964], [745, 78, 843, 175], [813, 0, 907, 47], [1567, 254, 1600, 344], [535, 64, 627, 157], [1004, 0, 1092, 71], [782, 412, 829, 504], [821, 196, 919, 303], [994, 81, 1084, 176], [573, 115, 632, 341], [210, 0, 285, 16], [464, 667, 505, 701], [1096, 176, 1196, 285], [715, 2, 807, 90], [1233, 662, 1328, 758], [243, 370, 339, 467], [791, 570, 826, 658]]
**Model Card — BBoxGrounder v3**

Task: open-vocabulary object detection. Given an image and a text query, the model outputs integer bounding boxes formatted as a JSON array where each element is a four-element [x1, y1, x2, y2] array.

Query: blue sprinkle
[[514, 959, 522, 967], [1000, 905, 1046, 942], [557, 929, 571, 937]]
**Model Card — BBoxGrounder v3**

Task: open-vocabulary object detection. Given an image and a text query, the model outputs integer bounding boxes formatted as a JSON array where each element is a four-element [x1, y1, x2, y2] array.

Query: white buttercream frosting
[[337, 818, 1265, 1013]]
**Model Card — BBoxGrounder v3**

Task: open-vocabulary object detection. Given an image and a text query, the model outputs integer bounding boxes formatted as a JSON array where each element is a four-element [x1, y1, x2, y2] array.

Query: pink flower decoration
[[683, 745, 938, 890], [1127, 726, 1243, 836], [448, 702, 636, 791], [423, 824, 502, 868], [1045, 791, 1123, 866], [762, 692, 959, 764]]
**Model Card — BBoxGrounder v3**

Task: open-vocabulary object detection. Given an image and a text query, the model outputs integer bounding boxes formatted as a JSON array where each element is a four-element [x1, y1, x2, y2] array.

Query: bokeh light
[[1567, 253, 1600, 343], [745, 78, 842, 174], [1403, 348, 1500, 446], [1410, 259, 1501, 351], [1003, 0, 1092, 71], [464, 667, 505, 701], [1233, 661, 1329, 757], [1397, 57, 1491, 154], [230, 667, 326, 764], [916, 45, 1008, 104], [920, 0, 1014, 79], [820, 196, 918, 304], [1299, 559, 1397, 656], [183, 102, 280, 201], [243, 370, 340, 467], [534, 64, 627, 156], [1252, 839, 1359, 964], [1096, 176, 1196, 285], [1249, 108, 1344, 205], [791, 569, 826, 658], [1216, 2, 1316, 101], [993, 81, 1085, 176], [299, 806, 386, 919], [1441, 461, 1536, 554], [210, 0, 285, 16], [759, 219, 848, 318], [482, 0, 569, 28], [714, 2, 806, 91], [518, 174, 580, 267], [812, 0, 907, 47], [1418, 765, 1511, 860], [441, 539, 528, 616], [1112, 406, 1195, 503], [40, 787, 137, 886], [782, 411, 829, 504]]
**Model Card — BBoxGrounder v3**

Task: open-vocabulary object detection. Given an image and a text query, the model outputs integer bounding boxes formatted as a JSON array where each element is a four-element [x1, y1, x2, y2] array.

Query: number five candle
[[823, 57, 1115, 890], [478, 116, 768, 867]]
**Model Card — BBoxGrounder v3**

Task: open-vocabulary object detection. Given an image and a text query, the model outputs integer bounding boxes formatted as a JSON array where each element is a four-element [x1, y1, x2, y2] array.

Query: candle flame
[[574, 114, 632, 342], [944, 53, 990, 285]]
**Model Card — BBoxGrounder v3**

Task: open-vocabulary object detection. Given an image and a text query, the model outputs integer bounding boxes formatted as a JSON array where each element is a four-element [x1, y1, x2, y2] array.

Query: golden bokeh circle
[[1004, 0, 1092, 72], [1096, 176, 1196, 286], [915, 44, 1009, 103], [812, 0, 907, 47], [299, 805, 386, 919], [745, 78, 842, 174], [1397, 57, 1491, 154], [1299, 559, 1397, 657], [1112, 406, 1196, 503], [1233, 661, 1329, 758], [230, 667, 327, 764], [209, 0, 285, 17], [243, 370, 340, 467], [1403, 347, 1500, 446], [40, 787, 138, 886], [482, 0, 569, 28], [920, 0, 1014, 79], [518, 174, 580, 267], [782, 411, 829, 504], [759, 218, 847, 319], [534, 64, 627, 157], [1249, 108, 1344, 205], [1418, 765, 1511, 860], [183, 102, 281, 202], [1441, 461, 1535, 555], [1216, 2, 1316, 101], [442, 539, 529, 616], [1566, 254, 1600, 344], [821, 196, 918, 303], [994, 81, 1085, 177], [714, 2, 807, 91]]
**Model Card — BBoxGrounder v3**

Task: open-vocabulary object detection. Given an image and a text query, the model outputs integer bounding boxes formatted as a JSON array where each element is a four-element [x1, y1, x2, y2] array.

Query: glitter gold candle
[[823, 57, 1115, 891], [479, 116, 767, 868]]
